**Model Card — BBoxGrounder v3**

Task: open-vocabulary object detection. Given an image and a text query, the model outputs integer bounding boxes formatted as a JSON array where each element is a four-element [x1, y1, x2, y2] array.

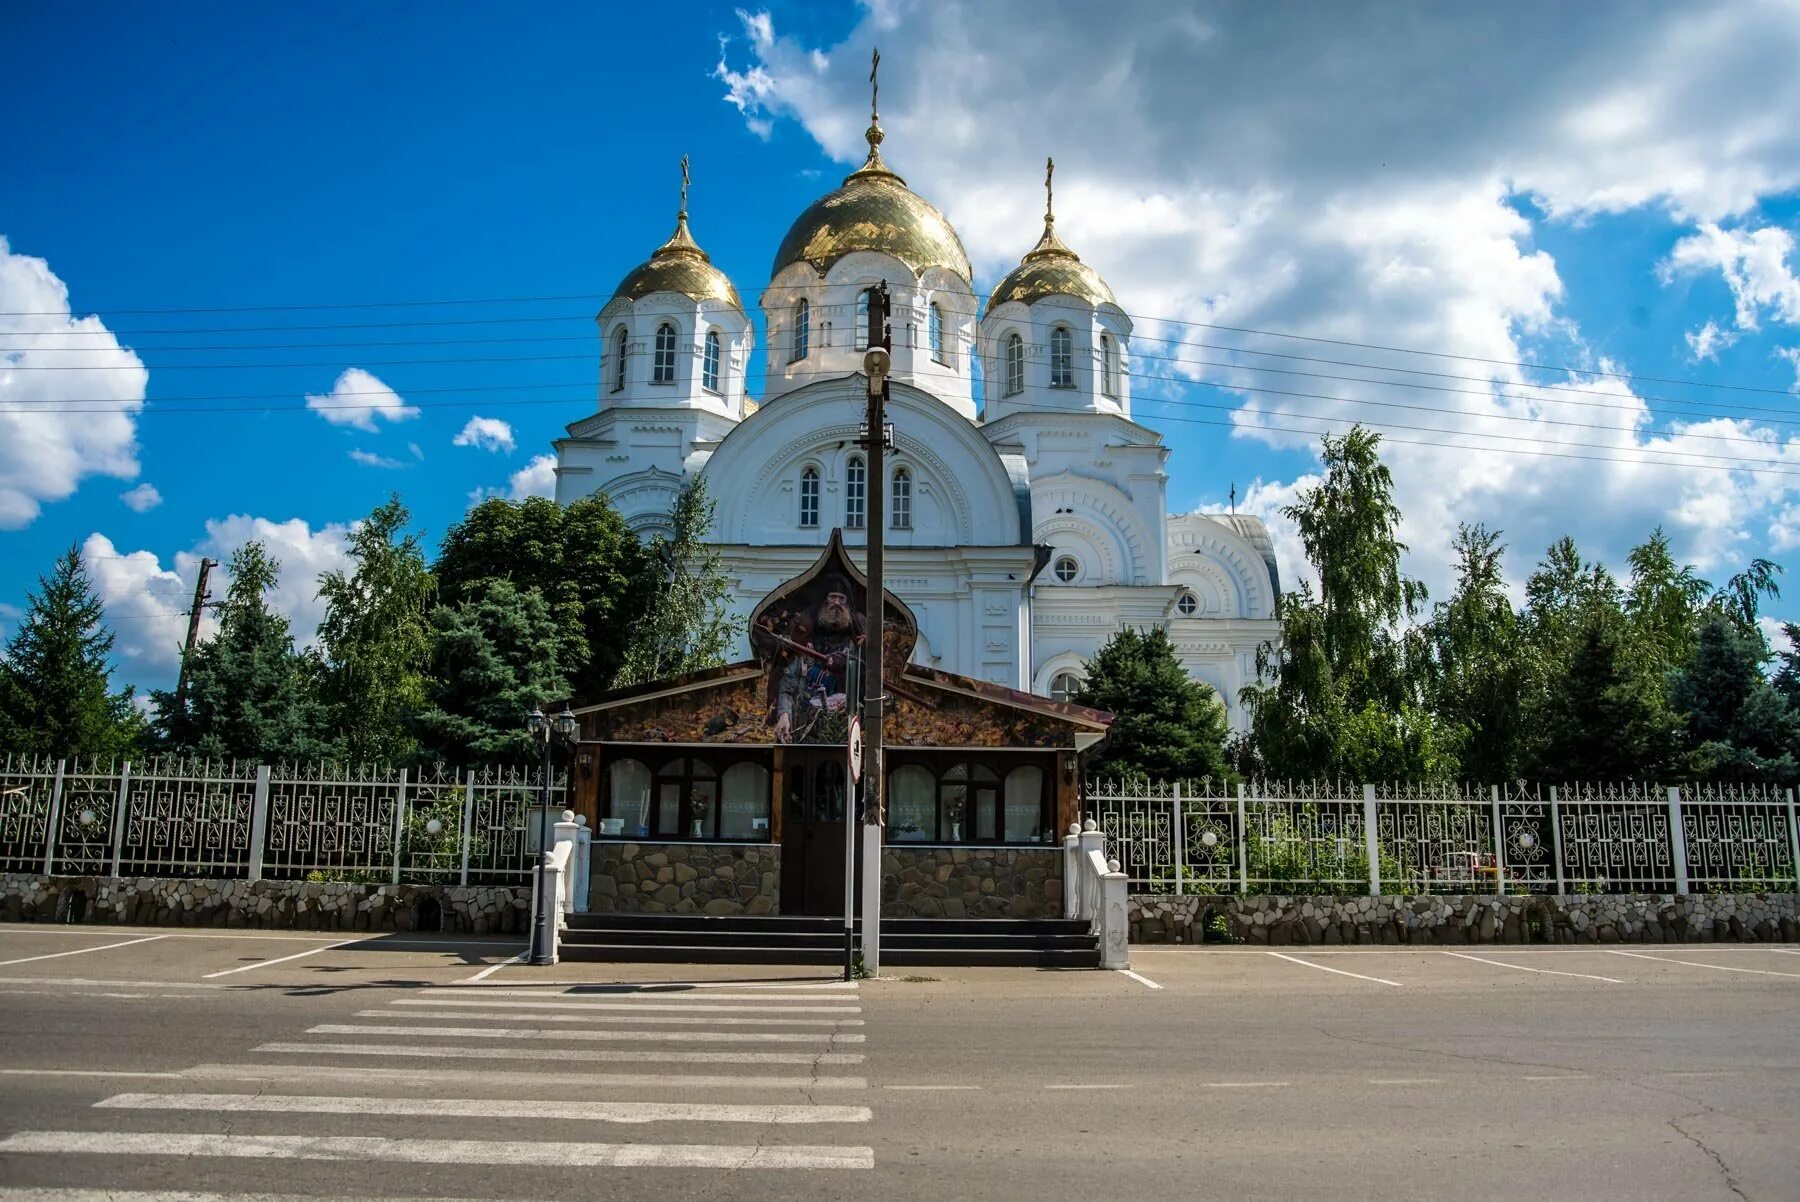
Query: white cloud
[[85, 515, 354, 683], [717, 2, 1800, 598], [119, 482, 163, 513], [1685, 319, 1739, 362], [507, 454, 558, 501], [1775, 346, 1800, 389], [304, 368, 418, 433], [1758, 614, 1792, 658], [452, 416, 516, 454], [1662, 222, 1800, 331], [348, 448, 404, 469], [0, 236, 146, 529]]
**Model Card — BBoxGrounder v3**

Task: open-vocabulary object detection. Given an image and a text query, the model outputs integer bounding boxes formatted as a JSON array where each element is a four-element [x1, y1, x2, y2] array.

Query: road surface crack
[[1668, 1108, 1748, 1200]]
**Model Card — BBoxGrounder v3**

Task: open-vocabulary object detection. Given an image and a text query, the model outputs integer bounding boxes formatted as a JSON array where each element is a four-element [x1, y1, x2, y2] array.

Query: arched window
[[855, 289, 872, 349], [702, 330, 721, 393], [653, 322, 677, 383], [929, 303, 945, 363], [890, 466, 912, 530], [1050, 672, 1080, 704], [1176, 590, 1198, 617], [1100, 333, 1117, 397], [1004, 333, 1024, 396], [1053, 555, 1079, 583], [845, 455, 866, 530], [798, 466, 820, 528], [1050, 326, 1073, 388], [610, 326, 628, 393], [791, 299, 810, 362], [651, 757, 718, 839]]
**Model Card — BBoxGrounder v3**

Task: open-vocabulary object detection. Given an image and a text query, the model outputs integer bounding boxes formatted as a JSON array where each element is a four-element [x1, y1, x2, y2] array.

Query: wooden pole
[[859, 282, 891, 975], [174, 557, 216, 704]]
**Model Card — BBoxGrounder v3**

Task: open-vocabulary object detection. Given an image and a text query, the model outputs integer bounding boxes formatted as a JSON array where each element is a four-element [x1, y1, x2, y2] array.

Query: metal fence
[[1088, 778, 1800, 895], [0, 755, 565, 885]]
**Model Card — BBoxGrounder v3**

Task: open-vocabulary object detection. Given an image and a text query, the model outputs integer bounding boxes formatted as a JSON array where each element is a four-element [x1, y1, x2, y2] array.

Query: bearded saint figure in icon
[[753, 574, 866, 744]]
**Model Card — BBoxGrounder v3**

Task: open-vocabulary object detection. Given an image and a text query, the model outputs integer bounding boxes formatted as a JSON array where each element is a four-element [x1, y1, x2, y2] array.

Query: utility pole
[[174, 557, 216, 704], [858, 280, 892, 976]]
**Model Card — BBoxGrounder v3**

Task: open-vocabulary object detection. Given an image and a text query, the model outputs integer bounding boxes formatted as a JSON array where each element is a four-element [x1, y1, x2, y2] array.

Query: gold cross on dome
[[679, 154, 690, 217], [870, 46, 880, 120]]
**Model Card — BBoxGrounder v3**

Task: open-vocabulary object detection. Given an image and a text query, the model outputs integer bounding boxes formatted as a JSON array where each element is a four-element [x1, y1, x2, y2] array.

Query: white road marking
[[459, 952, 526, 984], [1608, 950, 1800, 978], [184, 1062, 867, 1090], [0, 1069, 183, 1080], [357, 1008, 863, 1028], [257, 1041, 863, 1066], [0, 977, 223, 990], [1045, 1084, 1126, 1090], [1443, 951, 1623, 983], [1523, 1075, 1590, 1081], [97, 1092, 872, 1125], [307, 1023, 863, 1044], [0, 1191, 520, 1202], [396, 998, 861, 1014], [442, 980, 858, 993], [1768, 948, 1800, 955], [1267, 952, 1403, 986], [203, 940, 355, 978], [0, 935, 169, 967], [0, 1130, 874, 1170], [1200, 1081, 1290, 1089], [0, 929, 519, 946], [882, 1085, 983, 1091], [1369, 1078, 1441, 1085], [426, 987, 858, 1002], [1120, 969, 1163, 990]]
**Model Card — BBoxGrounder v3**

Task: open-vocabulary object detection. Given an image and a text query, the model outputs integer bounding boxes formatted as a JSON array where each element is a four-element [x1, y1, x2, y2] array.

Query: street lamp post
[[527, 703, 579, 966]]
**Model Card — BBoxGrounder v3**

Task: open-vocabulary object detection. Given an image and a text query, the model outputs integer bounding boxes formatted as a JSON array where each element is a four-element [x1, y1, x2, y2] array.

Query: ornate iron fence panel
[[1497, 783, 1556, 894], [397, 765, 469, 885], [1243, 781, 1368, 894], [1089, 778, 1175, 890], [48, 758, 124, 876], [262, 763, 404, 882], [1681, 782, 1797, 892], [464, 764, 564, 885], [117, 758, 257, 877], [0, 754, 59, 873], [1555, 782, 1676, 892], [1373, 783, 1492, 894]]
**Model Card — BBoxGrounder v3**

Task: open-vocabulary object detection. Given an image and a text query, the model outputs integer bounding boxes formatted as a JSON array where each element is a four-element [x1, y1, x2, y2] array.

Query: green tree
[[1623, 528, 1710, 673], [150, 542, 328, 762], [616, 479, 736, 686], [1710, 559, 1782, 631], [1419, 524, 1526, 780], [315, 495, 434, 762], [1075, 626, 1230, 783], [433, 494, 649, 700], [412, 579, 570, 766], [1672, 611, 1799, 783], [1528, 608, 1682, 780], [0, 545, 143, 759]]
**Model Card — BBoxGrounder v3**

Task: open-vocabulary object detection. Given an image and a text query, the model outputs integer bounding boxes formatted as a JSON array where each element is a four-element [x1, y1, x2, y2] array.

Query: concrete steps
[[560, 914, 1100, 968]]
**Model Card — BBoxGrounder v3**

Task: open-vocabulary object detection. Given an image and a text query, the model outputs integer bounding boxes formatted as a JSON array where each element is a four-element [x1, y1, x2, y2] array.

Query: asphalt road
[[0, 925, 1797, 1200]]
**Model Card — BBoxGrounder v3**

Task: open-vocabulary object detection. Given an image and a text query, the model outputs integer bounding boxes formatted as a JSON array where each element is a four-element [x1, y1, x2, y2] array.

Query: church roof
[[988, 158, 1116, 310], [610, 158, 742, 311]]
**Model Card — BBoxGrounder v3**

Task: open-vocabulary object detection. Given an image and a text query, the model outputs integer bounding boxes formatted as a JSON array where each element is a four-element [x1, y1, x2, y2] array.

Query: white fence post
[[108, 761, 132, 878], [1788, 788, 1800, 892], [458, 773, 475, 887], [1063, 822, 1082, 919], [1667, 785, 1690, 895], [246, 765, 271, 883], [1236, 783, 1248, 894], [1172, 781, 1185, 893], [1098, 857, 1130, 970], [42, 759, 66, 875], [391, 768, 410, 887], [1549, 785, 1565, 895], [1490, 784, 1506, 896], [573, 815, 591, 914], [1362, 782, 1381, 897]]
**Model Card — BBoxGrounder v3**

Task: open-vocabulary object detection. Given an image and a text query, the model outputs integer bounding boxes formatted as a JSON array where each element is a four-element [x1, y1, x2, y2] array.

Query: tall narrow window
[[791, 299, 810, 362], [1100, 333, 1117, 397], [929, 303, 945, 363], [799, 466, 819, 528], [891, 466, 912, 530], [1004, 333, 1024, 396], [702, 331, 721, 393], [653, 322, 677, 383], [1050, 326, 1073, 388], [611, 326, 628, 393], [845, 455, 866, 530], [856, 288, 874, 349]]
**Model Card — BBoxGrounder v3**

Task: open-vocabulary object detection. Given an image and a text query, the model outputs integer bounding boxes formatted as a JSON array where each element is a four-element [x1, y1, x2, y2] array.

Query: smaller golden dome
[[611, 157, 743, 311], [987, 158, 1117, 310]]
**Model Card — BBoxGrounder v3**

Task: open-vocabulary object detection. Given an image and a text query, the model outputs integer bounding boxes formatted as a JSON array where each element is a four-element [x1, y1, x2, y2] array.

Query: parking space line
[[883, 1085, 982, 1091], [1609, 950, 1800, 978], [1045, 1084, 1126, 1090], [0, 934, 170, 967], [459, 952, 527, 984], [1120, 969, 1162, 990], [1444, 951, 1622, 983], [1201, 1081, 1290, 1088], [203, 940, 355, 978], [1369, 1078, 1441, 1085], [1267, 952, 1403, 986], [1523, 1074, 1590, 1081]]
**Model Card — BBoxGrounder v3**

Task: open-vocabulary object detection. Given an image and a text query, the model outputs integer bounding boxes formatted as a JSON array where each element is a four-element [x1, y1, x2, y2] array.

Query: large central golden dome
[[771, 125, 972, 283]]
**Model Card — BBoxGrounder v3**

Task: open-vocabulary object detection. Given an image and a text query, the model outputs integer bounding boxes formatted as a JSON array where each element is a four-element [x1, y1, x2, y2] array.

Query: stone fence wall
[[587, 843, 781, 916], [1131, 892, 1800, 945], [0, 872, 530, 934], [882, 847, 1061, 919]]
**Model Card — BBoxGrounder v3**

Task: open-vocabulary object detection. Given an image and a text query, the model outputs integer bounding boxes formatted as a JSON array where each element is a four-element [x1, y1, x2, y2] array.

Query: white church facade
[[551, 99, 1280, 730]]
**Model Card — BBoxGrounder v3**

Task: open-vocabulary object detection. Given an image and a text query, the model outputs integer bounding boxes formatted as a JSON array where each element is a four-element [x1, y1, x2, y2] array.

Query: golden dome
[[987, 158, 1116, 310], [612, 158, 742, 311], [770, 122, 972, 283]]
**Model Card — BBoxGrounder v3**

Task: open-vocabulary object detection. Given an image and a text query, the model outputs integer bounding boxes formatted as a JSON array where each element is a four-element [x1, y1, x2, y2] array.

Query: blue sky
[[4, 1, 1800, 695]]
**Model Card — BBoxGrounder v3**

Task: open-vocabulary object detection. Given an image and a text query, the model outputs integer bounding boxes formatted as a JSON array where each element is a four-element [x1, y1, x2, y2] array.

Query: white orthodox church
[[551, 91, 1281, 729]]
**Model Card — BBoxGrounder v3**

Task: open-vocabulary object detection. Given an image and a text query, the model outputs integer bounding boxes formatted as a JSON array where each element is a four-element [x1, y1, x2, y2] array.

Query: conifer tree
[[616, 479, 736, 687], [1672, 612, 1799, 783], [413, 579, 569, 766], [0, 545, 142, 759], [1419, 524, 1525, 780], [1076, 627, 1230, 783]]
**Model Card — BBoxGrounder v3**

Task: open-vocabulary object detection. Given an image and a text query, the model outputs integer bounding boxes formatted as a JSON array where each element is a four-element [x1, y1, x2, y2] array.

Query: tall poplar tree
[[1419, 524, 1525, 780], [616, 479, 736, 687]]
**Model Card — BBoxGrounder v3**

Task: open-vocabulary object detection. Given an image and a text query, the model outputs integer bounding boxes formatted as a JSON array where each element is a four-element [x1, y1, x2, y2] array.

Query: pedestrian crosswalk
[[0, 976, 876, 1189]]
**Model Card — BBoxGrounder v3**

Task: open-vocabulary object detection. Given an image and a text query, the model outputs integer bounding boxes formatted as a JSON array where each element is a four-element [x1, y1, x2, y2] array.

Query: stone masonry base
[[1131, 892, 1800, 945]]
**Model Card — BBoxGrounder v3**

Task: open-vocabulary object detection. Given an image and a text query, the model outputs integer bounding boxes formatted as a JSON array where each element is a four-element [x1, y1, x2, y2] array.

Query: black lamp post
[[527, 703, 579, 966]]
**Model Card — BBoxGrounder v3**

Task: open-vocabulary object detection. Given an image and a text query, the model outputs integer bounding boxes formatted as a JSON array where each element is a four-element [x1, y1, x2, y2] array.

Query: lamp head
[[553, 705, 579, 739], [863, 347, 891, 394], [526, 707, 547, 736]]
